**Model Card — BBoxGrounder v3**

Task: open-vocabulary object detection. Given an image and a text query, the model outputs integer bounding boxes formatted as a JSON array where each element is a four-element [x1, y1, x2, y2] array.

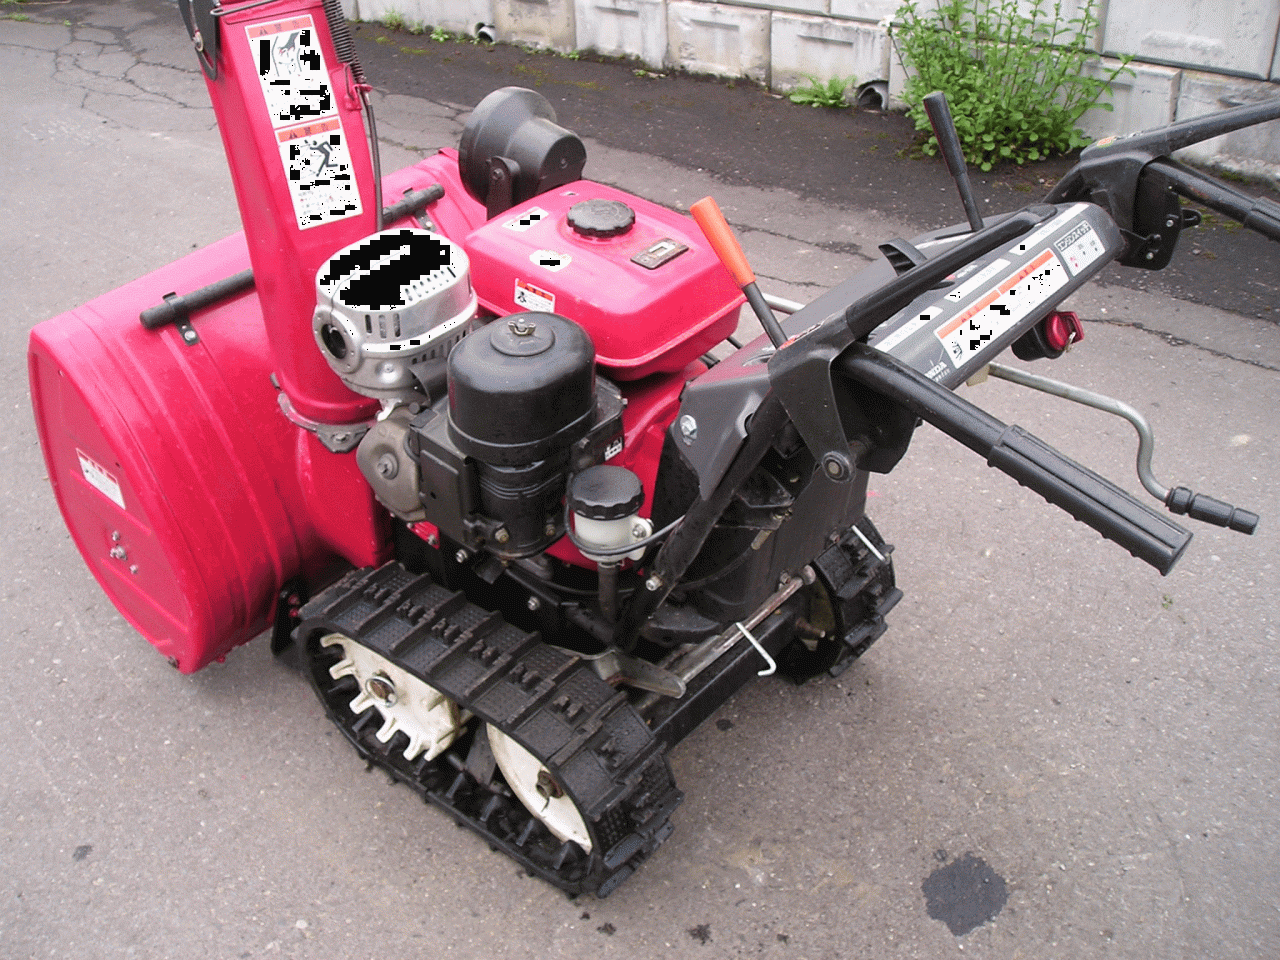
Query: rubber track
[[295, 563, 683, 897]]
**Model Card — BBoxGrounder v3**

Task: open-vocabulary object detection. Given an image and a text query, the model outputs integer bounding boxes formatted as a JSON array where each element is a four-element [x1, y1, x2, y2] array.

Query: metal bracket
[[277, 392, 372, 453]]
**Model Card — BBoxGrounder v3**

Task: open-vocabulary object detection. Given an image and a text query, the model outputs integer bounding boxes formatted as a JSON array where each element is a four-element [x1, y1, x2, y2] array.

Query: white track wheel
[[322, 633, 464, 762], [487, 724, 593, 853]]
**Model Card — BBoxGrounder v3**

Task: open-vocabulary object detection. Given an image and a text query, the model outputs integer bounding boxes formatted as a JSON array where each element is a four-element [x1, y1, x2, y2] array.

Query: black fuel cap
[[569, 466, 644, 520], [567, 199, 635, 239]]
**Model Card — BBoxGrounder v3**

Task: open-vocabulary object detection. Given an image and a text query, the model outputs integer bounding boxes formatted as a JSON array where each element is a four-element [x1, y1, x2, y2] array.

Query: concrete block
[[830, 0, 910, 24], [341, 0, 358, 19], [1076, 59, 1180, 142], [745, 0, 826, 13], [358, 1, 493, 34], [667, 1, 770, 84], [771, 13, 889, 96], [574, 0, 667, 68], [494, 0, 576, 52], [1173, 72, 1280, 173], [886, 36, 909, 110], [1103, 0, 1280, 80]]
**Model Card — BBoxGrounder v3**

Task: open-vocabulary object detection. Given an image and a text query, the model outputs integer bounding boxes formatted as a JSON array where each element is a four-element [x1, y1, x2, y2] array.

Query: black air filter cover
[[447, 312, 595, 465]]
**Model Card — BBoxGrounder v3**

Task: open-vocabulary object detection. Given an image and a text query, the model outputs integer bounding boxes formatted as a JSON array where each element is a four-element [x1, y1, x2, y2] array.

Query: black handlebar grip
[[1165, 486, 1259, 534], [989, 426, 1193, 574]]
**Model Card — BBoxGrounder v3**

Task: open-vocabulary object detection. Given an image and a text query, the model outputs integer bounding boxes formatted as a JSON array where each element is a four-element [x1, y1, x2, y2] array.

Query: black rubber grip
[[837, 345, 1193, 575], [139, 268, 255, 330], [989, 426, 1192, 574], [1165, 486, 1259, 534]]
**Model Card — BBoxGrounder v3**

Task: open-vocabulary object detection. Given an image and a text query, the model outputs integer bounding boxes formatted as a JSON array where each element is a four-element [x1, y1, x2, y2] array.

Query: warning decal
[[248, 16, 361, 229], [935, 250, 1067, 368], [77, 450, 125, 510], [514, 279, 556, 313]]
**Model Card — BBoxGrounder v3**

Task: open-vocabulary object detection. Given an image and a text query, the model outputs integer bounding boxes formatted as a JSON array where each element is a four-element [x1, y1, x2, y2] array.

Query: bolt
[[129, 565, 138, 576], [111, 531, 121, 543], [678, 415, 697, 445], [822, 453, 850, 481], [1145, 251, 1156, 261], [545, 523, 557, 538], [508, 317, 536, 337], [426, 534, 439, 548], [364, 673, 397, 707], [455, 548, 469, 564], [193, 29, 204, 53], [535, 769, 564, 800], [527, 596, 542, 612], [376, 453, 398, 479], [1165, 217, 1177, 229], [632, 522, 647, 539], [109, 546, 127, 561], [645, 575, 663, 592], [494, 527, 510, 544]]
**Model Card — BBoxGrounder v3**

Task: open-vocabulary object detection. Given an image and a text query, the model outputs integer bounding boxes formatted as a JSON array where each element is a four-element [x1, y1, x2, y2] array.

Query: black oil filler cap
[[567, 199, 635, 239], [569, 465, 644, 520]]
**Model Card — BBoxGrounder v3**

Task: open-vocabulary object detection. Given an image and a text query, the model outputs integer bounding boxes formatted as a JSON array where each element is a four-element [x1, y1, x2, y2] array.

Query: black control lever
[[838, 344, 1193, 574], [923, 91, 984, 232]]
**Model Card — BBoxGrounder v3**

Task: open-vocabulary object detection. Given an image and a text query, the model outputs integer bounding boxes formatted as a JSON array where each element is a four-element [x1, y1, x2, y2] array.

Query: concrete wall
[[350, 1, 1280, 174]]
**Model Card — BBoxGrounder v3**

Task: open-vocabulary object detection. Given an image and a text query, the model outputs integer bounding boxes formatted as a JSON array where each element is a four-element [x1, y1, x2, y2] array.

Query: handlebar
[[836, 344, 1193, 574]]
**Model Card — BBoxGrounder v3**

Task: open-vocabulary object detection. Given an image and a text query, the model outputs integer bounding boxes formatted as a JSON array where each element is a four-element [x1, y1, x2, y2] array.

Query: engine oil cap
[[567, 199, 635, 238], [491, 313, 555, 356]]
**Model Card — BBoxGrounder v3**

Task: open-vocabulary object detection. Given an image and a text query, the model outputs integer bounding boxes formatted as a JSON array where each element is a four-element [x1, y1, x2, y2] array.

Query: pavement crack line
[[1088, 317, 1280, 373]]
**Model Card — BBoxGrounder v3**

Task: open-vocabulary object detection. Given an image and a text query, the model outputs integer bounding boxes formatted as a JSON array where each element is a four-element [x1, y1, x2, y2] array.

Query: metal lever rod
[[923, 91, 984, 232], [987, 362, 1259, 534]]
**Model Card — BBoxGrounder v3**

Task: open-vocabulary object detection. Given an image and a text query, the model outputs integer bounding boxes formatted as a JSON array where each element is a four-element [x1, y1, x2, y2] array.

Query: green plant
[[430, 26, 449, 42], [789, 75, 855, 109], [892, 0, 1131, 170], [382, 10, 406, 31]]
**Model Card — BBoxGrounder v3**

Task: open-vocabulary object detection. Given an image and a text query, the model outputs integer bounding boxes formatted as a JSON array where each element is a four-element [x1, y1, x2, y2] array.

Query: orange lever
[[690, 197, 756, 288]]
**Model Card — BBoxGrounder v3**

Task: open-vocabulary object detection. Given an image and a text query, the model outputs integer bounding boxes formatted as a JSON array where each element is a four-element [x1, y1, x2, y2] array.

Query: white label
[[874, 306, 942, 354], [530, 250, 571, 272], [513, 279, 555, 313], [1054, 222, 1106, 275], [504, 208, 547, 232], [1014, 202, 1090, 255], [77, 450, 125, 509], [248, 16, 332, 128], [935, 250, 1067, 368], [277, 118, 362, 229], [248, 17, 361, 229], [945, 258, 1010, 303]]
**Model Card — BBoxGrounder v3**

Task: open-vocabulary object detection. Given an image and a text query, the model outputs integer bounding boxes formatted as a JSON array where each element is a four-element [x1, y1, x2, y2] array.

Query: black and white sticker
[[248, 16, 361, 229], [530, 250, 571, 272], [1054, 221, 1106, 275], [504, 208, 548, 232]]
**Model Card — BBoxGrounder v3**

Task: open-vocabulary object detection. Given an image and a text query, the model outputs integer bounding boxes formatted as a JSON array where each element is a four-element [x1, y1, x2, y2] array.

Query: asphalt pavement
[[2, 3, 1278, 959]]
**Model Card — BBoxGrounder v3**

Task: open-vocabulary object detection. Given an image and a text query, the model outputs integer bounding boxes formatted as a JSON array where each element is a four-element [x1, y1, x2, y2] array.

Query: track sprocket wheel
[[321, 632, 465, 761], [487, 724, 593, 852]]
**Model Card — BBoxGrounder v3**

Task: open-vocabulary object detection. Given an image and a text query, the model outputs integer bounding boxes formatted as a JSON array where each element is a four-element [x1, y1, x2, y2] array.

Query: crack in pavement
[[1089, 317, 1280, 373]]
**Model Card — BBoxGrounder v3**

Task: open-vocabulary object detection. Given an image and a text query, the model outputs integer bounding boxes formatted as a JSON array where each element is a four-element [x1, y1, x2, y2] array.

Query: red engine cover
[[464, 182, 744, 380]]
